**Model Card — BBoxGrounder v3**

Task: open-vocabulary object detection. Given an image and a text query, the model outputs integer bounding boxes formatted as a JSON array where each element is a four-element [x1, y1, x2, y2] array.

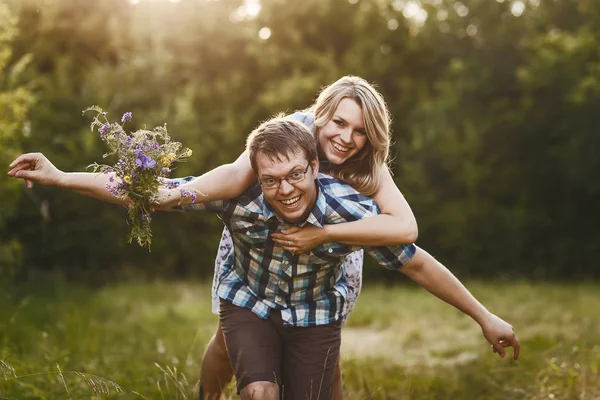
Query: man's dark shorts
[[219, 299, 342, 400]]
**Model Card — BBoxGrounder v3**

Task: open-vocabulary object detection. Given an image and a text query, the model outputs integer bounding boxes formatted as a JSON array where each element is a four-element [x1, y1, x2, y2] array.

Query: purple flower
[[180, 189, 198, 204], [121, 112, 132, 123], [135, 154, 156, 169], [100, 123, 110, 140], [105, 183, 124, 198], [164, 180, 179, 189]]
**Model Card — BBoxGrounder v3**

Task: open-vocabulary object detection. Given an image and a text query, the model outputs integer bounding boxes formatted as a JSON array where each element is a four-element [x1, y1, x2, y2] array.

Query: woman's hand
[[271, 225, 328, 253], [480, 312, 520, 360], [152, 187, 180, 211], [8, 153, 64, 188]]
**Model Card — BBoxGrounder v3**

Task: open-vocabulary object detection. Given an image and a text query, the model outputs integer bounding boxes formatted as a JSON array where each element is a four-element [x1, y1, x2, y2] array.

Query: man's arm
[[399, 246, 520, 360]]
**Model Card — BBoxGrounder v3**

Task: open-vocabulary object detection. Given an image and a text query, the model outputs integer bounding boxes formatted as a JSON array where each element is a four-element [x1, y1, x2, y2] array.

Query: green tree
[[0, 1, 35, 283]]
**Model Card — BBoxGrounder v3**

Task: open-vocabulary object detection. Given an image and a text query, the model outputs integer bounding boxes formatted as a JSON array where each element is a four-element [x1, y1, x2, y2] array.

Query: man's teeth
[[281, 196, 300, 205], [332, 142, 350, 152]]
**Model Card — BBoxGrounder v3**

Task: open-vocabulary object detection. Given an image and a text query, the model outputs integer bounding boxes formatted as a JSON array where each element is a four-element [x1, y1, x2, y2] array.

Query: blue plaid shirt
[[172, 173, 416, 327]]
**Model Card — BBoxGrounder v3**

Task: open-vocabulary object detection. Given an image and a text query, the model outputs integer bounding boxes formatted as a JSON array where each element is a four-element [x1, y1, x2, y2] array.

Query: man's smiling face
[[256, 150, 319, 224]]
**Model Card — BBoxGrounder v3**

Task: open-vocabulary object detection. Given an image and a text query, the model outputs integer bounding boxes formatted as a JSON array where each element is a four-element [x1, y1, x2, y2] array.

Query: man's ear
[[310, 158, 319, 177]]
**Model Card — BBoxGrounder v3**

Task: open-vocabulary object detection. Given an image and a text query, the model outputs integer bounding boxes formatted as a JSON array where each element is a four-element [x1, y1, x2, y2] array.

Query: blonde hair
[[308, 76, 391, 196]]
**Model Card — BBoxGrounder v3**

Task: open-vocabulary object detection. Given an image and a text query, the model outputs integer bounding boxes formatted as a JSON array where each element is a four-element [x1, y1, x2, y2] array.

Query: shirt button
[[328, 248, 333, 253], [276, 296, 283, 302]]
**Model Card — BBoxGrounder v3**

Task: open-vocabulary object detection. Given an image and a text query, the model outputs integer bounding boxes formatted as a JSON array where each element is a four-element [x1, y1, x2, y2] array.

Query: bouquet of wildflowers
[[85, 106, 193, 250]]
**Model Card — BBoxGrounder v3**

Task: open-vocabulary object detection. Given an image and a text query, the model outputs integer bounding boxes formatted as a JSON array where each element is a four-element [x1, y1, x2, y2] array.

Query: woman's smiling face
[[317, 98, 368, 165]]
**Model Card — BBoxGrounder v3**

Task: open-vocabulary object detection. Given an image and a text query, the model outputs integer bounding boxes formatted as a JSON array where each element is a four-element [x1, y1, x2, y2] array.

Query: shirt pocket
[[231, 221, 269, 247], [308, 243, 347, 264]]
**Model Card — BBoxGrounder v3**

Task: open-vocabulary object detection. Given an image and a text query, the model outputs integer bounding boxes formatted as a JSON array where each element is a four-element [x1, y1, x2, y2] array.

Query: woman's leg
[[331, 249, 363, 400], [200, 227, 236, 399], [199, 321, 234, 400], [332, 357, 343, 400]]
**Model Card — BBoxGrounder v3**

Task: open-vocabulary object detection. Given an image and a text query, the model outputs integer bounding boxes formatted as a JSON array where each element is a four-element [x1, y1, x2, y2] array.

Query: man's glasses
[[258, 163, 311, 190]]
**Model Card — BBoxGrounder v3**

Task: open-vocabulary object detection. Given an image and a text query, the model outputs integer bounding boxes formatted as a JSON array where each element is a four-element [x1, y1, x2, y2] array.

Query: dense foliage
[[1, 0, 597, 282]]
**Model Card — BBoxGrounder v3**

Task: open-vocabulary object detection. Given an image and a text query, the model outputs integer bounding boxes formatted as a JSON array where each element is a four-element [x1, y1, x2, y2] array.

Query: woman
[[161, 76, 418, 399]]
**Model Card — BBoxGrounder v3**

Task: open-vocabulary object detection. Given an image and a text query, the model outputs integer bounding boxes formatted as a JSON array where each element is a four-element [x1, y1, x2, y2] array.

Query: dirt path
[[341, 326, 480, 367]]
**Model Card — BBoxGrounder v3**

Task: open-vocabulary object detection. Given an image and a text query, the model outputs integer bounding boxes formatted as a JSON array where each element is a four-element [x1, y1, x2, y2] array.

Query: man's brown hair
[[246, 116, 318, 173]]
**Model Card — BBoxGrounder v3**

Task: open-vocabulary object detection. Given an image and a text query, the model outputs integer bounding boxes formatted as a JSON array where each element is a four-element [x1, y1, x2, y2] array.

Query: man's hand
[[7, 153, 64, 188], [480, 312, 520, 360]]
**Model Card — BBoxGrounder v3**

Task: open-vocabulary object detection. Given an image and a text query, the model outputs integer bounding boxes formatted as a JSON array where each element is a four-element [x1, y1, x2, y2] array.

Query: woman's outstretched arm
[[271, 167, 418, 251], [7, 153, 127, 204], [7, 151, 256, 207], [155, 150, 255, 209]]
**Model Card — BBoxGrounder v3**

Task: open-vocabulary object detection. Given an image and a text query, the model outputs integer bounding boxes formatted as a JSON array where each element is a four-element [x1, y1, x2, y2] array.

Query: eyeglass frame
[[257, 163, 312, 190]]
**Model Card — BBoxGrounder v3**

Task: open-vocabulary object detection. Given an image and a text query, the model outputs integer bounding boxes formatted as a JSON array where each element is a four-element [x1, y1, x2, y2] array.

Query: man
[[8, 117, 519, 400], [160, 117, 520, 399]]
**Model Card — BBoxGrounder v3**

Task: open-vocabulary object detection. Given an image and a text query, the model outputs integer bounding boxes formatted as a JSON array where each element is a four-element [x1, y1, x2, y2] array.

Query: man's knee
[[240, 381, 279, 400]]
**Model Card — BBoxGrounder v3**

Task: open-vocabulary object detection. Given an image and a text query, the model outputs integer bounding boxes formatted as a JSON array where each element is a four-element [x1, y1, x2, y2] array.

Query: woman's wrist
[[57, 171, 74, 188], [321, 225, 334, 243], [168, 189, 183, 207]]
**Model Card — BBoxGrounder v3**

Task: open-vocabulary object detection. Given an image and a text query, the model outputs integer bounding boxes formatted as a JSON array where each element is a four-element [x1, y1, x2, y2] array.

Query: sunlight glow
[[391, 0, 404, 12], [387, 18, 399, 30], [230, 0, 262, 23], [437, 9, 448, 21], [258, 27, 271, 40], [245, 0, 261, 18], [454, 2, 469, 17], [130, 0, 183, 3], [402, 1, 420, 18], [466, 24, 477, 37], [402, 1, 428, 27], [511, 1, 525, 17]]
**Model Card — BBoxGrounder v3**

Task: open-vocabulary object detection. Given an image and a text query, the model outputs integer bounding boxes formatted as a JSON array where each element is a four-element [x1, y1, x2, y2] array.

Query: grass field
[[1, 280, 599, 399]]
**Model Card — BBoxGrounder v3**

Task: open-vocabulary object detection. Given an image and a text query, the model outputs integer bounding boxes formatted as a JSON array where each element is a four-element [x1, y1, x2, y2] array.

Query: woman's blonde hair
[[308, 75, 391, 196]]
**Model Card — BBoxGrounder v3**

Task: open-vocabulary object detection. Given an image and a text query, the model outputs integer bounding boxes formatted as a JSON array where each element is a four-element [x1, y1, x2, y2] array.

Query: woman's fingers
[[9, 153, 37, 168], [11, 169, 36, 180], [272, 237, 292, 247], [7, 162, 32, 176], [491, 342, 506, 358], [271, 237, 307, 252], [280, 226, 301, 235], [490, 338, 520, 360]]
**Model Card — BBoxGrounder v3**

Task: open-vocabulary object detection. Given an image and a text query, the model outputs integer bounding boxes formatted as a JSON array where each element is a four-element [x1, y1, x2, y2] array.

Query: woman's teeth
[[332, 142, 350, 152]]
